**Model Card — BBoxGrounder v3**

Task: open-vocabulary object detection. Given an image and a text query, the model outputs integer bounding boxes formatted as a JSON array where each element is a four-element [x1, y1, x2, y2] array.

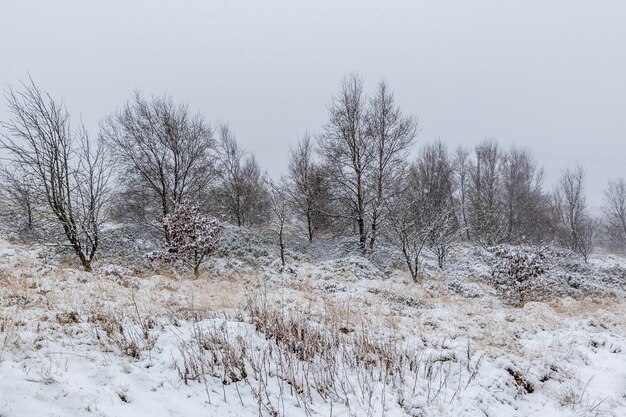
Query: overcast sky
[[1, 0, 625, 208]]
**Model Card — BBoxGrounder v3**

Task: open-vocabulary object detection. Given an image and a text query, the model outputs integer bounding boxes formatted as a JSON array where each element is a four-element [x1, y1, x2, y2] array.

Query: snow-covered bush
[[313, 256, 384, 281], [491, 245, 546, 306], [148, 200, 221, 278]]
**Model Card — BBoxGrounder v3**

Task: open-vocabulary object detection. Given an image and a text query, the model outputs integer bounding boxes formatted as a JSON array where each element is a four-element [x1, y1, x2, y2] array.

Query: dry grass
[[0, 236, 622, 416], [0, 313, 22, 362], [88, 308, 157, 359], [174, 295, 485, 416], [558, 378, 610, 416]]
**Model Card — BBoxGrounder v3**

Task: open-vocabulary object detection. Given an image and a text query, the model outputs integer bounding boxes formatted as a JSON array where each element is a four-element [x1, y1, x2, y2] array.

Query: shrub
[[148, 200, 221, 279], [491, 245, 546, 306]]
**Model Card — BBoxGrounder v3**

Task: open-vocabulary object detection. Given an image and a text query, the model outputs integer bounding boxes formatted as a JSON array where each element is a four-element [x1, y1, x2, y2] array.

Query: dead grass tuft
[[175, 295, 485, 414]]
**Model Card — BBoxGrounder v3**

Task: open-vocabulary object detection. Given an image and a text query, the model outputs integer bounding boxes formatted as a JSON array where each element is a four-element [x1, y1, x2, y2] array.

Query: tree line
[[1, 75, 625, 277]]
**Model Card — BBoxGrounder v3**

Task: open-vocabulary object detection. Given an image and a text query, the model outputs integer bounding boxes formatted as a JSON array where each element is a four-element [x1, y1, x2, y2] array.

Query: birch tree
[[318, 74, 373, 252], [0, 163, 37, 235], [287, 133, 329, 242], [603, 178, 626, 251], [468, 139, 506, 246], [100, 92, 215, 227], [453, 146, 472, 240], [214, 123, 268, 227], [501, 147, 547, 243], [266, 177, 290, 266], [365, 80, 417, 250], [387, 190, 430, 283], [553, 166, 595, 262], [1, 79, 111, 271], [410, 141, 459, 269]]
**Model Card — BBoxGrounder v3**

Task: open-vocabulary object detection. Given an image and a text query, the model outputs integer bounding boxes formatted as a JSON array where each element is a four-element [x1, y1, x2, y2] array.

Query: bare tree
[[214, 123, 268, 227], [409, 141, 459, 269], [576, 217, 597, 263], [427, 200, 460, 269], [106, 168, 155, 225], [0, 163, 36, 234], [365, 80, 417, 250], [100, 92, 214, 228], [553, 166, 595, 262], [214, 123, 246, 225], [501, 146, 549, 243], [318, 74, 373, 252], [0, 79, 111, 271], [453, 146, 472, 240], [266, 177, 290, 266], [386, 190, 430, 283], [287, 133, 329, 242], [468, 139, 506, 246], [603, 178, 626, 251], [239, 156, 269, 226]]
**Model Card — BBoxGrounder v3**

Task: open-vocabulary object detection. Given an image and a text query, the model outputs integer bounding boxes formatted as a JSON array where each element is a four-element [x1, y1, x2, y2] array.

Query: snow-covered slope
[[0, 239, 624, 417]]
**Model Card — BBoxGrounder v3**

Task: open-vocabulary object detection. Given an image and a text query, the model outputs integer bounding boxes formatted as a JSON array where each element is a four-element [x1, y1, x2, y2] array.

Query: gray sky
[[1, 0, 625, 209]]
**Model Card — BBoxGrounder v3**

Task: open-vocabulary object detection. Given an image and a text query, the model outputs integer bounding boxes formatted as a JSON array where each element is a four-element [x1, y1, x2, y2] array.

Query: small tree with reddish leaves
[[149, 200, 221, 279], [491, 245, 546, 307]]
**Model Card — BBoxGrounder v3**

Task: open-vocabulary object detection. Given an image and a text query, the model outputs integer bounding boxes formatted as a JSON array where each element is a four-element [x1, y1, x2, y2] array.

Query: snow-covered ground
[[0, 238, 625, 417]]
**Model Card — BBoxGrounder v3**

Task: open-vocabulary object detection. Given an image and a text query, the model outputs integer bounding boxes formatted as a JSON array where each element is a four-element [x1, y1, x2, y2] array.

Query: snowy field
[[0, 236, 625, 417]]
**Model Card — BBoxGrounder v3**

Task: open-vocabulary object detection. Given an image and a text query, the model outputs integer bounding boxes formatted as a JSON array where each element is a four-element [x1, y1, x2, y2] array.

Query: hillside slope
[[0, 238, 625, 417]]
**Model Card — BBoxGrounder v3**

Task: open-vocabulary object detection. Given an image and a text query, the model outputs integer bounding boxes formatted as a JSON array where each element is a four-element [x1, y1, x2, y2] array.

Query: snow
[[0, 237, 625, 416]]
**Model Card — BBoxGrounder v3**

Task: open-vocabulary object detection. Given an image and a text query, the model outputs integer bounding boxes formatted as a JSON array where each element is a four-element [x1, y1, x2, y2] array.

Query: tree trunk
[[358, 216, 367, 253], [81, 258, 93, 272], [27, 206, 34, 233], [306, 211, 313, 243], [461, 196, 471, 241], [411, 255, 421, 284], [355, 168, 368, 253], [279, 226, 286, 266], [193, 265, 200, 279], [66, 228, 93, 273], [369, 209, 378, 250]]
